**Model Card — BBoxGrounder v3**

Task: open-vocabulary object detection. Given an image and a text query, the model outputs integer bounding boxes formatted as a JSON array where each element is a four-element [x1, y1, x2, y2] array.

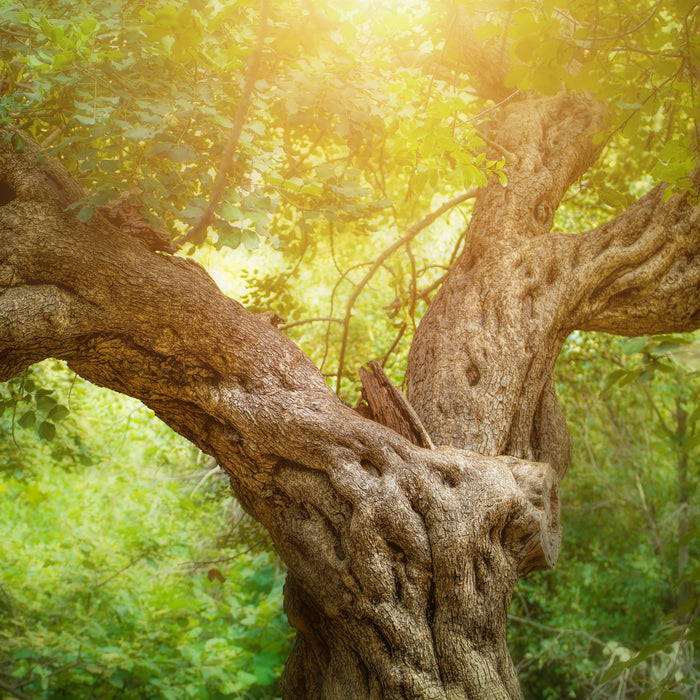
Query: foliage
[[0, 363, 292, 699], [0, 365, 92, 479], [511, 331, 700, 698], [2, 0, 696, 396]]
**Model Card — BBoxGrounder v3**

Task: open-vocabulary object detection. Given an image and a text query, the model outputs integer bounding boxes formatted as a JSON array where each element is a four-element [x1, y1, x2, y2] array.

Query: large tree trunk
[[1, 89, 699, 699]]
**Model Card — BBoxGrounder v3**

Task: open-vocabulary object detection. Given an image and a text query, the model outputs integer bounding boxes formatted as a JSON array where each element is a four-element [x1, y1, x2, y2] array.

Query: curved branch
[[280, 316, 343, 330], [567, 168, 700, 336], [406, 92, 607, 474], [334, 189, 477, 393]]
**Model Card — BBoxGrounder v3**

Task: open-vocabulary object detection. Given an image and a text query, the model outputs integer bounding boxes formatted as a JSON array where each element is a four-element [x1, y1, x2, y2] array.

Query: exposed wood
[[358, 360, 434, 449]]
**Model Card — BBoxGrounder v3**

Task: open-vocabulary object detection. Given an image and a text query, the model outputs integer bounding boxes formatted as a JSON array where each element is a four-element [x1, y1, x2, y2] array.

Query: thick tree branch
[[407, 92, 607, 474], [471, 92, 608, 246], [567, 169, 700, 335], [406, 87, 698, 487], [406, 170, 700, 477]]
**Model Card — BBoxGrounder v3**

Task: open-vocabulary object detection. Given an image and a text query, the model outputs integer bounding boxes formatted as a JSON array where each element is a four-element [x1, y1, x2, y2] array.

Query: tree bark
[[0, 90, 699, 700]]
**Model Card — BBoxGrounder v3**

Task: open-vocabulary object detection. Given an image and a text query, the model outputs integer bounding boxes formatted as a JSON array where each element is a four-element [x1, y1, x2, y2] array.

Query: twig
[[461, 89, 521, 124], [73, 64, 121, 96], [95, 552, 149, 588], [0, 678, 33, 700], [475, 129, 512, 160], [280, 316, 344, 330], [508, 614, 606, 646], [190, 464, 222, 496], [41, 127, 64, 149], [283, 129, 326, 178], [643, 385, 673, 437], [335, 189, 478, 393], [586, 0, 663, 42], [405, 241, 417, 324], [172, 540, 267, 574], [380, 323, 406, 368], [16, 659, 82, 690], [176, 0, 270, 248], [321, 260, 372, 372], [417, 273, 448, 301]]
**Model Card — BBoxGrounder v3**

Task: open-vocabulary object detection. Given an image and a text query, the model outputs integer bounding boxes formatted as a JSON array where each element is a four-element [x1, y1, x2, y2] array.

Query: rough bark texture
[[1, 87, 699, 700]]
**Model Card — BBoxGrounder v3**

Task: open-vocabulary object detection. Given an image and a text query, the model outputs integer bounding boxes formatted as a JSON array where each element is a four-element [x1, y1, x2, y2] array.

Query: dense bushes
[[0, 363, 292, 699]]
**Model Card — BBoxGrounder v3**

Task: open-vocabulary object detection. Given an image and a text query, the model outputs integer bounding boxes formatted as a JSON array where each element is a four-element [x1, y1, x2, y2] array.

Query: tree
[[0, 0, 699, 697]]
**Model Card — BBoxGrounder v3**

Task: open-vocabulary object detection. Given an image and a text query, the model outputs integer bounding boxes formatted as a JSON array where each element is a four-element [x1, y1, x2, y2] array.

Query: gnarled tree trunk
[[1, 79, 699, 700]]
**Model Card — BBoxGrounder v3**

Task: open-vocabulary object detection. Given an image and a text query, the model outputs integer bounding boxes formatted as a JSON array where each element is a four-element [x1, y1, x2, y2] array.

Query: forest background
[[0, 0, 699, 698]]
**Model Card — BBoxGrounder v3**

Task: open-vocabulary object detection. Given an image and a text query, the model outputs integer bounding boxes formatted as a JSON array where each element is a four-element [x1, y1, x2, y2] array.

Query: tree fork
[[407, 91, 700, 468], [0, 133, 561, 698]]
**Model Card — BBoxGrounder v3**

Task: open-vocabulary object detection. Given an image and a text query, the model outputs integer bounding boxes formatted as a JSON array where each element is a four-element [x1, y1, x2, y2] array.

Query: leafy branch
[[176, 0, 270, 249]]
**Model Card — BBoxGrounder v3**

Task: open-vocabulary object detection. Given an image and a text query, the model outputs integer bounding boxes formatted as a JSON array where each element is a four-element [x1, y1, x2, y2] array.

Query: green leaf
[[161, 35, 176, 55], [12, 648, 34, 659], [146, 141, 173, 157], [168, 145, 191, 163], [180, 204, 205, 223], [11, 133, 28, 151], [213, 221, 241, 250], [38, 421, 56, 441], [601, 368, 628, 395], [241, 229, 259, 250], [683, 433, 700, 451], [637, 368, 655, 383], [652, 340, 685, 355], [123, 126, 155, 140], [235, 670, 257, 687], [52, 50, 75, 70], [80, 17, 98, 36], [48, 404, 70, 422], [38, 15, 54, 40], [74, 114, 96, 126], [100, 160, 120, 173], [18, 411, 36, 428], [620, 337, 646, 355], [36, 395, 57, 413], [618, 368, 642, 387], [220, 203, 244, 221], [300, 181, 324, 196], [77, 206, 94, 222], [513, 37, 539, 63]]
